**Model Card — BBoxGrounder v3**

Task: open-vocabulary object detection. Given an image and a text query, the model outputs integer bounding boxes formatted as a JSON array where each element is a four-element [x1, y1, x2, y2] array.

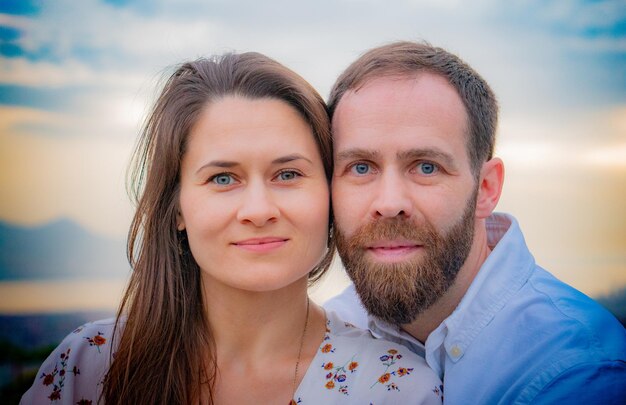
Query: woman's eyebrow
[[272, 154, 313, 165], [195, 154, 313, 175], [195, 160, 239, 175]]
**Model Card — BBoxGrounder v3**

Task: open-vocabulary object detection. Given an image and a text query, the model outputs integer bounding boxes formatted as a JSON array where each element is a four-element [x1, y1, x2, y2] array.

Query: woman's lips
[[232, 237, 289, 252]]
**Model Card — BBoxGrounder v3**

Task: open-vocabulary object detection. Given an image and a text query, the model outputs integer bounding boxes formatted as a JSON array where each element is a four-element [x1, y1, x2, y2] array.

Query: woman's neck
[[203, 277, 308, 355], [201, 276, 327, 404]]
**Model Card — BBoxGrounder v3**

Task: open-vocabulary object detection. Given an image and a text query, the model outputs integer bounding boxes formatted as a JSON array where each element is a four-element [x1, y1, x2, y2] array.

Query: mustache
[[335, 217, 438, 248]]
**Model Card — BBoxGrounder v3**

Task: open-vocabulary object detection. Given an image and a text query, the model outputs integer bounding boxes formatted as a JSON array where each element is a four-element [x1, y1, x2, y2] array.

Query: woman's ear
[[176, 211, 186, 231], [475, 157, 504, 219]]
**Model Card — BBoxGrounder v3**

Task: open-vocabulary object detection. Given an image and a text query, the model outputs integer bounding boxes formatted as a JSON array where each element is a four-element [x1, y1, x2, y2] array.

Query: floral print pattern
[[38, 347, 78, 401], [24, 314, 442, 405], [370, 349, 414, 391], [293, 316, 441, 403], [23, 320, 113, 404], [320, 343, 335, 353], [321, 354, 358, 395], [84, 331, 107, 353], [433, 383, 444, 401]]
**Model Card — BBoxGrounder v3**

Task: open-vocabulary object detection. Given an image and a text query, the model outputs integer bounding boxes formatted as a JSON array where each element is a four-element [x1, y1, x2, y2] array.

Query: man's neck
[[401, 224, 492, 343]]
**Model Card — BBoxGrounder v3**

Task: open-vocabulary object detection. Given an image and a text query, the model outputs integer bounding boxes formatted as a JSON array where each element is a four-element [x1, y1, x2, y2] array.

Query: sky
[[0, 0, 625, 311]]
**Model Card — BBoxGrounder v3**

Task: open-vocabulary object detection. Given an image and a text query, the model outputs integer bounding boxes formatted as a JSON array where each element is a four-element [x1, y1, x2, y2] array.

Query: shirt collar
[[367, 315, 427, 357], [366, 213, 536, 379]]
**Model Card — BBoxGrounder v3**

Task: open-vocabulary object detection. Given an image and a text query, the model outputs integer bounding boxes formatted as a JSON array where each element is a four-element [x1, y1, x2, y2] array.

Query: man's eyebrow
[[397, 148, 457, 169], [335, 148, 381, 162], [271, 154, 313, 165]]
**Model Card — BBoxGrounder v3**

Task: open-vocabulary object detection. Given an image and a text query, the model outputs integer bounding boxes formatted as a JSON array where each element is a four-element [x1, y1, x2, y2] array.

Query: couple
[[22, 42, 625, 404]]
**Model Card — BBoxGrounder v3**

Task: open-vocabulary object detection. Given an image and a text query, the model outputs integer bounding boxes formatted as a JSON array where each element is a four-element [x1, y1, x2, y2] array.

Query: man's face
[[331, 73, 479, 324]]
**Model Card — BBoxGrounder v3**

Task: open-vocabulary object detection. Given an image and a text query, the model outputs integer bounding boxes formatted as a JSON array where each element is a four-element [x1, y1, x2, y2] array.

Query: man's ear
[[475, 157, 504, 219]]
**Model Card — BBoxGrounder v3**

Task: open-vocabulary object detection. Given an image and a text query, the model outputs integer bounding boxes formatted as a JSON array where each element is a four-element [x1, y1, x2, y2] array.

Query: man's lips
[[365, 240, 424, 262], [367, 239, 421, 249], [232, 237, 289, 252]]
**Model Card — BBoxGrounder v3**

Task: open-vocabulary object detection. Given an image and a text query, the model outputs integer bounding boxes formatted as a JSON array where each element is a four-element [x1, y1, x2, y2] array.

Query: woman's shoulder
[[297, 311, 443, 404], [323, 310, 423, 365], [52, 317, 119, 363], [20, 318, 121, 405]]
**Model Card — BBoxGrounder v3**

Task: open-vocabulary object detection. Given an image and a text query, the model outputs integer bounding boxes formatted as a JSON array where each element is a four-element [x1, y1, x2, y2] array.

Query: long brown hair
[[103, 53, 334, 404]]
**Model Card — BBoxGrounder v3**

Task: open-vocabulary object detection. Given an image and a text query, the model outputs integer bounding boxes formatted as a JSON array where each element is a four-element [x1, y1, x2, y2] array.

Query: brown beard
[[334, 190, 477, 325]]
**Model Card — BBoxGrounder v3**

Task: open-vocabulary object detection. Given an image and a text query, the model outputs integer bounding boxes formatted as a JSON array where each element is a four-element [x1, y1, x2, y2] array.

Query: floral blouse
[[21, 311, 443, 404]]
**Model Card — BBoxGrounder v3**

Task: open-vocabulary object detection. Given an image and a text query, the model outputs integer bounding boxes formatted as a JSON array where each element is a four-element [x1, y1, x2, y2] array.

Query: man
[[324, 41, 626, 404]]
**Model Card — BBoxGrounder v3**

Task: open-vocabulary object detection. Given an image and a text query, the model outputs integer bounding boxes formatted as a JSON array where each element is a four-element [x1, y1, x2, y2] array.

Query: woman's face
[[178, 96, 329, 293]]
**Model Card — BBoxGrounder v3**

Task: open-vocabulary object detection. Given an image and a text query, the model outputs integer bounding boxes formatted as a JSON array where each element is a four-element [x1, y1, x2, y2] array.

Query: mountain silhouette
[[0, 219, 129, 281]]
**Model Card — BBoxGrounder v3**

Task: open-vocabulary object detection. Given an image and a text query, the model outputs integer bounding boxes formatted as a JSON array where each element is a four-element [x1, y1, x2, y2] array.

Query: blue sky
[[1, 1, 624, 107], [0, 0, 625, 299]]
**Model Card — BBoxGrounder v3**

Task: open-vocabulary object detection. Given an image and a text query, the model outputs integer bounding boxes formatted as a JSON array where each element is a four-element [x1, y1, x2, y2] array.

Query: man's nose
[[236, 180, 280, 227], [370, 170, 413, 219]]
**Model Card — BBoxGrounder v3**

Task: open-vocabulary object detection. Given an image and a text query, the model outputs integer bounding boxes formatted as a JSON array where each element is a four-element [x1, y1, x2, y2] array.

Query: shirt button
[[450, 345, 462, 358]]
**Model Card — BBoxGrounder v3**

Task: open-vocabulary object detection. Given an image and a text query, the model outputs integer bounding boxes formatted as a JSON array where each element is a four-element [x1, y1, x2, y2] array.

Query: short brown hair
[[328, 41, 498, 174]]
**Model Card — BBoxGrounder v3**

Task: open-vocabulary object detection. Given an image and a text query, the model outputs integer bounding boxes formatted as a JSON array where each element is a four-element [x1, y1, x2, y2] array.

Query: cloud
[[0, 122, 135, 237], [0, 1, 225, 65], [2, 0, 623, 109], [535, 0, 626, 32], [0, 57, 148, 89], [584, 143, 626, 169], [500, 103, 624, 138], [0, 0, 42, 16], [0, 89, 145, 139]]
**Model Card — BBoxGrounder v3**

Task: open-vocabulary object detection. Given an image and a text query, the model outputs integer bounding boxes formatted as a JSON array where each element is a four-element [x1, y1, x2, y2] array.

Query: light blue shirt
[[325, 213, 626, 404]]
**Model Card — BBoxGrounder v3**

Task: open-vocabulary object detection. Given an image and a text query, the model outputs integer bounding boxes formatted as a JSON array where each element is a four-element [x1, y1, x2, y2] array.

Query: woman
[[21, 52, 442, 404]]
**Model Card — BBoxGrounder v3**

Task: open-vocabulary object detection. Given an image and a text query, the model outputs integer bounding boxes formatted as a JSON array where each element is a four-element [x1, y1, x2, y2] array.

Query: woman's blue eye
[[212, 174, 234, 185], [352, 163, 370, 175], [418, 162, 437, 175], [278, 171, 299, 181]]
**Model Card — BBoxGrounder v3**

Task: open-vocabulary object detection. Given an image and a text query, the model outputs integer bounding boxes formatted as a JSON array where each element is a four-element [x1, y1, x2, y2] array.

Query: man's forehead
[[331, 72, 471, 164], [336, 75, 422, 110], [334, 73, 466, 121]]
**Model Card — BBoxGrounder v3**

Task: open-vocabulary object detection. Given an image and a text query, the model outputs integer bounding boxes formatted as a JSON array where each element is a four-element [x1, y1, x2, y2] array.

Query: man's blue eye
[[212, 174, 234, 185], [352, 163, 370, 175], [418, 162, 437, 175]]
